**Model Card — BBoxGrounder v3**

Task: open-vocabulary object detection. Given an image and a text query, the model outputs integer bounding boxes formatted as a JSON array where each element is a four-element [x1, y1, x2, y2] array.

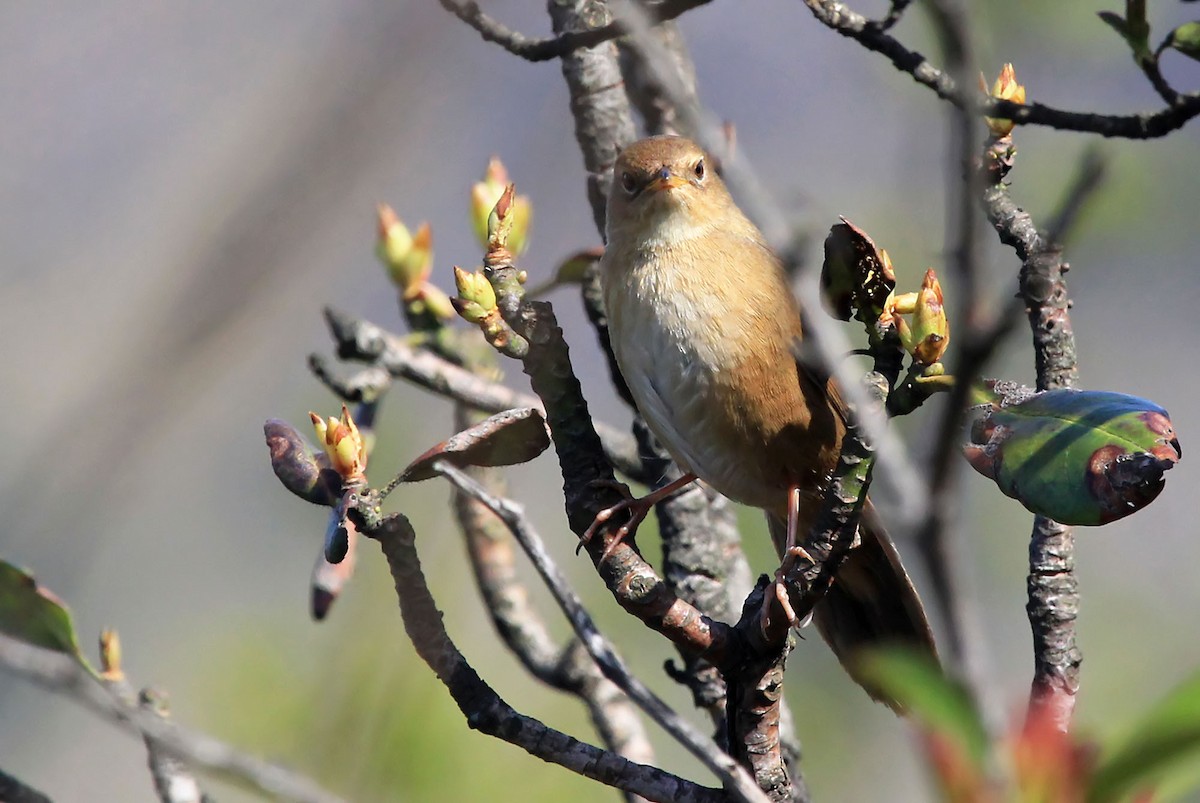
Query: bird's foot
[[578, 482, 652, 560], [577, 473, 699, 561], [759, 545, 817, 635]]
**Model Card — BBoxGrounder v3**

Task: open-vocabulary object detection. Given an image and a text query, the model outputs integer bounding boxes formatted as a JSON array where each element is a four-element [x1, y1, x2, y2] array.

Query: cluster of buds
[[981, 62, 1027, 139], [888, 268, 949, 367], [451, 265, 498, 325], [375, 203, 454, 321], [821, 219, 950, 379], [310, 404, 368, 485], [470, 157, 531, 258]]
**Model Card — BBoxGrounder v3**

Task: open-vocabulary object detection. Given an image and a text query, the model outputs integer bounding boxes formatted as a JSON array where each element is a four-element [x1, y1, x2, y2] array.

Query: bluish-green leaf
[[965, 384, 1181, 525]]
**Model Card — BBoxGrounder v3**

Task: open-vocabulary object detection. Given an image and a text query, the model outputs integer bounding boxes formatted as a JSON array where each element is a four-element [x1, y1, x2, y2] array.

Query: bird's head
[[605, 136, 735, 248]]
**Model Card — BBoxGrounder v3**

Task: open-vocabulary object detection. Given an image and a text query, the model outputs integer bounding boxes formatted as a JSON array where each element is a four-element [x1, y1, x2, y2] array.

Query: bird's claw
[[578, 480, 650, 559], [577, 474, 699, 561], [759, 545, 818, 634], [779, 544, 815, 576]]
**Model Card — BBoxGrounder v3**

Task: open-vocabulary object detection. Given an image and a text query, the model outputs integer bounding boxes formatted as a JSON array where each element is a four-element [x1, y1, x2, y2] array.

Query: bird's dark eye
[[693, 159, 705, 180], [620, 171, 637, 195]]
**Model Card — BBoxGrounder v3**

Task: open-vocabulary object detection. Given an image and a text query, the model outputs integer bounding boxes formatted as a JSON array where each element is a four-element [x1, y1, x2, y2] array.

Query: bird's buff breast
[[603, 250, 792, 511]]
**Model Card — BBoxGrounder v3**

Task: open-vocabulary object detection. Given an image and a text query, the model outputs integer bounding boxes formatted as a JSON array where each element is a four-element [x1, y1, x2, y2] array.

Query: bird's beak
[[647, 167, 686, 193]]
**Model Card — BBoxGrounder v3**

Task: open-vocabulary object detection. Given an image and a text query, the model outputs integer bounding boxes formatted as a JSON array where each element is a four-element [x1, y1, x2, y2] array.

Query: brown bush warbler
[[592, 135, 936, 703]]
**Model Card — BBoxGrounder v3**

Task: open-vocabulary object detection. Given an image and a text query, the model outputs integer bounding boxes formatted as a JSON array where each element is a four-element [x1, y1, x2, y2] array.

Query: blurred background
[[1, 1, 1197, 800]]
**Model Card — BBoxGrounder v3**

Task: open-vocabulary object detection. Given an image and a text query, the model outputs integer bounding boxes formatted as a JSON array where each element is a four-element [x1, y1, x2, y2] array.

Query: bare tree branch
[[0, 635, 342, 803], [97, 653, 212, 803], [433, 460, 770, 802], [356, 507, 727, 803], [316, 308, 647, 481], [449, 405, 656, 803], [802, 0, 1200, 139], [979, 141, 1084, 732], [138, 689, 210, 803], [908, 0, 997, 727], [438, 0, 711, 64]]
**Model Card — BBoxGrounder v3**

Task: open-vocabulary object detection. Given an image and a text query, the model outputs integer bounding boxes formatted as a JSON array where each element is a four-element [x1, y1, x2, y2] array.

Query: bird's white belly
[[607, 273, 776, 509]]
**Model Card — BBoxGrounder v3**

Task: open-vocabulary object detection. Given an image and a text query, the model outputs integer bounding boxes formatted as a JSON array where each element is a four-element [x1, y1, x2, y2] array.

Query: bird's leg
[[762, 485, 816, 632], [579, 473, 698, 559]]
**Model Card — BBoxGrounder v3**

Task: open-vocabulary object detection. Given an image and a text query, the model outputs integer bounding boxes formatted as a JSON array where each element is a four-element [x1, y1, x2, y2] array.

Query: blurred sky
[[1, 1, 1198, 801]]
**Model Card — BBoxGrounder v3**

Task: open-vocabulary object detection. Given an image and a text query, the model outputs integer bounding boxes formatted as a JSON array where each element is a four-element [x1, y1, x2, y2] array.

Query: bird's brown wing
[[788, 357, 940, 711]]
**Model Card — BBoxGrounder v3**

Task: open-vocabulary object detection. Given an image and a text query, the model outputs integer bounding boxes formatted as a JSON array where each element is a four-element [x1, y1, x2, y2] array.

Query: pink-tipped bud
[[452, 266, 497, 324], [471, 157, 531, 254], [909, 268, 949, 365], [376, 203, 433, 297], [984, 63, 1026, 137]]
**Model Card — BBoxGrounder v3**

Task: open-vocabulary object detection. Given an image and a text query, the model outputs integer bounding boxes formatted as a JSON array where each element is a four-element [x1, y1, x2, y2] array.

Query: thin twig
[[433, 461, 771, 803], [449, 405, 656, 802], [0, 635, 343, 803], [360, 507, 726, 803], [97, 659, 211, 803], [618, 17, 701, 139], [875, 0, 915, 31], [910, 0, 996, 726], [317, 308, 648, 481], [139, 689, 210, 803], [439, 0, 711, 63], [1139, 54, 1180, 107], [802, 0, 1200, 139], [979, 146, 1083, 732]]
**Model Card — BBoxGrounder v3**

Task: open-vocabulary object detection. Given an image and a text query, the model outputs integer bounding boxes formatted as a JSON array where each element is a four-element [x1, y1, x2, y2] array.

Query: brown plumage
[[598, 135, 936, 704]]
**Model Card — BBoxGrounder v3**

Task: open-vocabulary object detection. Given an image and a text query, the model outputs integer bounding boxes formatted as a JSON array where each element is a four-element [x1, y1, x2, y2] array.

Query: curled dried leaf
[[401, 407, 551, 482]]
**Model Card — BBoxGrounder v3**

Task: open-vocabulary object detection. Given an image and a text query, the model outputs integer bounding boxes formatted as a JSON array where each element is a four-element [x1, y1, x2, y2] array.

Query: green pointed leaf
[[965, 384, 1181, 525], [1099, 11, 1132, 38], [1099, 7, 1152, 62], [857, 648, 989, 767], [1166, 22, 1200, 60], [0, 560, 85, 661], [1089, 670, 1200, 802]]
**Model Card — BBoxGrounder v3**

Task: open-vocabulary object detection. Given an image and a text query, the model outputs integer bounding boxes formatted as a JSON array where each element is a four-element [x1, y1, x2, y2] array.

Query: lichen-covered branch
[[547, 0, 639, 231], [981, 149, 1082, 731]]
